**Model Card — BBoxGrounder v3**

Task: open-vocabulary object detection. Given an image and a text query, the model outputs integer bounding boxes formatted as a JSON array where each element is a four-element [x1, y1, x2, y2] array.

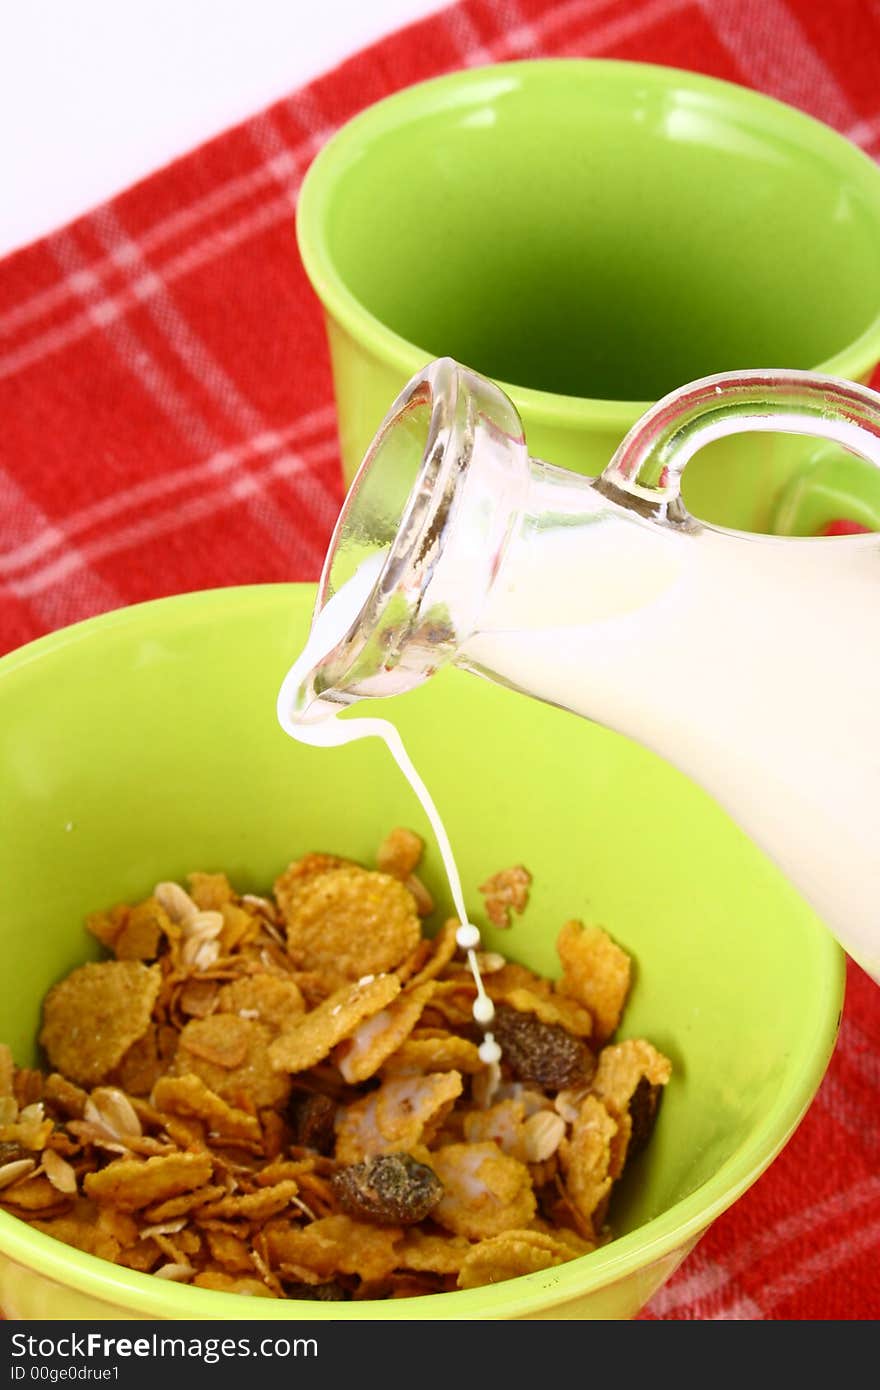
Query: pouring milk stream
[[278, 359, 880, 986]]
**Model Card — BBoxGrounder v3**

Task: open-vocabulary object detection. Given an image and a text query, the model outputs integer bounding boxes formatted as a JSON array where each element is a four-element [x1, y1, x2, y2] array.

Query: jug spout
[[283, 359, 880, 982]]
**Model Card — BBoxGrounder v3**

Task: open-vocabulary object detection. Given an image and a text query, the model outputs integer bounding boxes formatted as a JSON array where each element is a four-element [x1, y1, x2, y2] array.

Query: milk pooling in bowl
[[277, 550, 502, 1066]]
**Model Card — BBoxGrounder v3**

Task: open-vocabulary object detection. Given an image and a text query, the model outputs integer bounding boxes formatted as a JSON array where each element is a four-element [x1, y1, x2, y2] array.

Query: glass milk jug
[[280, 359, 880, 982]]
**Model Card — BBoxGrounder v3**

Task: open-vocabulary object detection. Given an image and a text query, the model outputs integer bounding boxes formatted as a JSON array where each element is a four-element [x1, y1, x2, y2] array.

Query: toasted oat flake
[[154, 882, 200, 925], [85, 1087, 143, 1141], [522, 1110, 566, 1164], [0, 1158, 36, 1190], [152, 1262, 193, 1282], [41, 1149, 78, 1194]]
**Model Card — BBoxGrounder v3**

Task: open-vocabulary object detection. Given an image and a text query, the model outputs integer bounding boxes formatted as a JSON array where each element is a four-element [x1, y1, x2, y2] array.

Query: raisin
[[626, 1077, 663, 1161], [493, 1004, 593, 1090], [284, 1280, 348, 1301], [0, 1142, 27, 1165], [288, 1092, 337, 1154], [332, 1153, 443, 1225]]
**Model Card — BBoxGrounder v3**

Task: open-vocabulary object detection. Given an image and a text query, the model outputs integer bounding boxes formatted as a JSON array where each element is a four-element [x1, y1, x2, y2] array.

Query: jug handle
[[599, 369, 880, 518]]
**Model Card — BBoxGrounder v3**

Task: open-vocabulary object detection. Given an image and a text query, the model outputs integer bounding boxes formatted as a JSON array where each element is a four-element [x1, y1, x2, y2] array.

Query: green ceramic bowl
[[297, 59, 880, 532], [0, 586, 843, 1320]]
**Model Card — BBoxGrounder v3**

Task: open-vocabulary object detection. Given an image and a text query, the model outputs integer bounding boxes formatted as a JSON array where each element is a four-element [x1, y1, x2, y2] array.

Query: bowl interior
[[0, 586, 842, 1318], [305, 61, 880, 403]]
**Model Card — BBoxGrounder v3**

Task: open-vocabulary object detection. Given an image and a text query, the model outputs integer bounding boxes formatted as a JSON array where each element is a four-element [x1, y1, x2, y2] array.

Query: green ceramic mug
[[296, 59, 880, 533]]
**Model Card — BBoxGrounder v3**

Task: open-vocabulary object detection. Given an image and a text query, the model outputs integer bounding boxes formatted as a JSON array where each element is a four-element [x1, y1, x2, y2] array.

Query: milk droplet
[[456, 922, 481, 951], [472, 995, 495, 1026]]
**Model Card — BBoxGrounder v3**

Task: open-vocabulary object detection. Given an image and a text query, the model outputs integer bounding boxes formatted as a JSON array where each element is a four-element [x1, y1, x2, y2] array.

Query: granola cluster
[[0, 831, 671, 1301]]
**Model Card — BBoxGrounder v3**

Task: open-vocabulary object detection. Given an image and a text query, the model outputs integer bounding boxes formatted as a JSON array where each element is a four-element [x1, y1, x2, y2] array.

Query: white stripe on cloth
[[496, 0, 692, 60], [0, 133, 331, 341], [647, 1174, 880, 1316], [0, 407, 337, 578], [0, 467, 123, 629], [698, 0, 860, 129], [717, 1212, 880, 1317], [4, 437, 339, 600], [89, 203, 341, 560], [846, 110, 880, 153], [812, 1070, 880, 1161], [0, 194, 300, 382], [443, 0, 498, 66], [48, 227, 333, 576]]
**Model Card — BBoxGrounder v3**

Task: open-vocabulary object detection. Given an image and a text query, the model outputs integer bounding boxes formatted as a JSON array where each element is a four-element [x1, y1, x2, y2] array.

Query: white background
[[0, 0, 444, 256]]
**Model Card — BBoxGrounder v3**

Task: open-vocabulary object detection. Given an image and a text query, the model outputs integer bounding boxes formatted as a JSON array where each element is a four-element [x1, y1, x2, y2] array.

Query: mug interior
[[312, 62, 880, 404]]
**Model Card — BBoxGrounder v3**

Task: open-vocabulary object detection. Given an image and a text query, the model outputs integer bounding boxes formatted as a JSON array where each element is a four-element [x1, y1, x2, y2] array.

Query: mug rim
[[296, 57, 880, 428]]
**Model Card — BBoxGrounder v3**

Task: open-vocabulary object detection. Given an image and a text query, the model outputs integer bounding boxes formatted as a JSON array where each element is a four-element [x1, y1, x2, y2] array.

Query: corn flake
[[217, 975, 305, 1031], [462, 1099, 528, 1161], [504, 986, 593, 1038], [31, 1212, 122, 1263], [380, 1035, 482, 1077], [284, 868, 420, 985], [39, 962, 161, 1087], [335, 1072, 463, 1164], [172, 1016, 290, 1110], [559, 1094, 619, 1234], [152, 1074, 262, 1145], [336, 982, 435, 1084], [113, 899, 168, 962], [197, 1181, 300, 1222], [187, 873, 235, 911], [84, 1151, 213, 1212], [273, 853, 351, 920], [431, 1142, 536, 1240], [457, 1228, 582, 1289], [269, 974, 401, 1075], [267, 1214, 402, 1283], [479, 865, 532, 928], [396, 1229, 472, 1275], [557, 921, 631, 1043], [377, 827, 423, 880], [407, 919, 460, 988], [205, 1229, 253, 1272]]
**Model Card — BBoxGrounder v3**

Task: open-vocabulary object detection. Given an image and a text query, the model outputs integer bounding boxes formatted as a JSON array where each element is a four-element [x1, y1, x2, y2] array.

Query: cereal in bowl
[[0, 829, 671, 1299]]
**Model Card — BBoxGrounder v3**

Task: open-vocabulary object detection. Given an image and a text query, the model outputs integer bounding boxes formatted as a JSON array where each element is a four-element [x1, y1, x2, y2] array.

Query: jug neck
[[284, 360, 880, 725]]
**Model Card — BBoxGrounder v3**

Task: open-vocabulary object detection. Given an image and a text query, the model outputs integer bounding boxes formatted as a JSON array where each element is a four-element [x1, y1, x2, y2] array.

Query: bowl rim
[[0, 584, 846, 1319], [296, 57, 880, 430]]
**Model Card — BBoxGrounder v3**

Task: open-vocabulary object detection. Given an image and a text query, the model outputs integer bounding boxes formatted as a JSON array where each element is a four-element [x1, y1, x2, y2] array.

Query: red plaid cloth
[[2, 0, 879, 1320]]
